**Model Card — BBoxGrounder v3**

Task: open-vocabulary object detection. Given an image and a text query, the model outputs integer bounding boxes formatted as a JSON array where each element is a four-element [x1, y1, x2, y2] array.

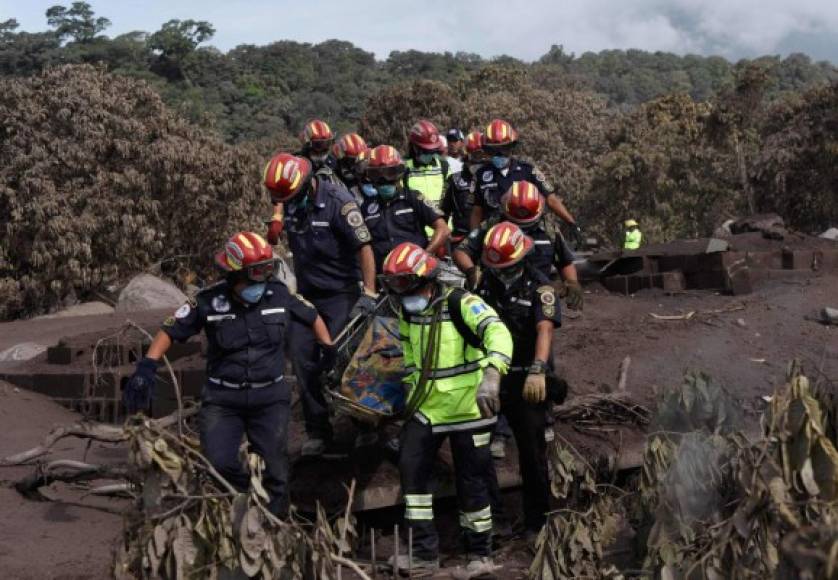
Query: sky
[[2, 0, 838, 63]]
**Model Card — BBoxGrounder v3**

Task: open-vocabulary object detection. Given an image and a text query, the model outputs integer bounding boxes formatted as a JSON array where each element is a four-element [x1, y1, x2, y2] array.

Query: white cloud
[[3, 0, 837, 61]]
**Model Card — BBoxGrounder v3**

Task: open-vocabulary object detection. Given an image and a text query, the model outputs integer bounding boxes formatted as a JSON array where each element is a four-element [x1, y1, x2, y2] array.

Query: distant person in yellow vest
[[623, 219, 642, 250]]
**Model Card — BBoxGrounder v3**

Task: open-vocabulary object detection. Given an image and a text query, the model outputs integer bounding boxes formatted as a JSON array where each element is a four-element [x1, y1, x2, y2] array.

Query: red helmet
[[214, 232, 276, 281], [501, 181, 544, 226], [381, 242, 439, 294], [481, 222, 533, 269], [484, 119, 518, 148], [300, 119, 334, 153], [263, 153, 312, 203], [465, 131, 484, 154], [408, 119, 443, 152], [335, 133, 368, 160], [366, 145, 405, 182]]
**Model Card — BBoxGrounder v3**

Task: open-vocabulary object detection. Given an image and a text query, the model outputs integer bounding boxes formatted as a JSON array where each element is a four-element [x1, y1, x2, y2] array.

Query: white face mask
[[401, 294, 429, 313]]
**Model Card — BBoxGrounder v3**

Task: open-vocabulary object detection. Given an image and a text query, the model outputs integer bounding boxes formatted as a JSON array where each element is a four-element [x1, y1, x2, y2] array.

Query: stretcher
[[322, 298, 409, 424]]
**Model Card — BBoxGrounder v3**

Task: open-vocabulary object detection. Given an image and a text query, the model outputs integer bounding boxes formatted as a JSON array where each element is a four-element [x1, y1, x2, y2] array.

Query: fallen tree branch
[[0, 406, 198, 466], [617, 356, 631, 392], [333, 554, 372, 580], [14, 462, 130, 497]]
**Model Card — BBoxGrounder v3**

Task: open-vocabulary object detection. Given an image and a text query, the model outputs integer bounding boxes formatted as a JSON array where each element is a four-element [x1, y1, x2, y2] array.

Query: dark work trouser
[[290, 290, 358, 440], [399, 417, 494, 560], [199, 383, 291, 516], [493, 372, 550, 532]]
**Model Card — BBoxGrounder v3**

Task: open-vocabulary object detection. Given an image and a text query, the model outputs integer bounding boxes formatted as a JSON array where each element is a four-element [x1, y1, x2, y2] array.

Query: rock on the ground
[[35, 301, 115, 319], [116, 274, 187, 313], [821, 228, 838, 241], [0, 342, 47, 362], [730, 214, 786, 239], [823, 307, 838, 326]]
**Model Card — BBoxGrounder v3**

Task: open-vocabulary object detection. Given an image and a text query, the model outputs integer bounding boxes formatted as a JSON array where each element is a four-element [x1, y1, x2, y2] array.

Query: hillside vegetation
[[0, 4, 836, 318]]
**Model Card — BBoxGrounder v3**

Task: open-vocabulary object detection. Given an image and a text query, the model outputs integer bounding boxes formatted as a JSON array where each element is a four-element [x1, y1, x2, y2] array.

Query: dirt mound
[[0, 382, 126, 579], [0, 64, 265, 320]]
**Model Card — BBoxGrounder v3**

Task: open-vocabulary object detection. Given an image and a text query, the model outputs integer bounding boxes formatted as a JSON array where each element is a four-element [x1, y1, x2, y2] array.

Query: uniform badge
[[482, 171, 494, 182], [340, 202, 357, 216], [174, 303, 191, 319], [356, 227, 371, 243], [537, 285, 556, 317], [367, 202, 380, 215], [162, 316, 176, 327], [212, 295, 231, 313], [347, 210, 364, 227]]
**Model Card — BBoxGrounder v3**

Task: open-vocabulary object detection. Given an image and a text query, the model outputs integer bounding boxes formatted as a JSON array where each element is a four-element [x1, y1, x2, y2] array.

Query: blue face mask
[[492, 155, 510, 169], [378, 184, 397, 199], [418, 153, 436, 165], [361, 183, 377, 197], [240, 283, 267, 304], [288, 194, 308, 212], [401, 294, 429, 313]]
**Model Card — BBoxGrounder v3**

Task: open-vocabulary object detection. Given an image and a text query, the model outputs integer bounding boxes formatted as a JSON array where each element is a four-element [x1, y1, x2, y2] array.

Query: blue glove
[[123, 357, 159, 414]]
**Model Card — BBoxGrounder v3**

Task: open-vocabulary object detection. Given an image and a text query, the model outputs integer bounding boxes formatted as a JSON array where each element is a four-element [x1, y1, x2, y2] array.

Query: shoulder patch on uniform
[[537, 285, 556, 305], [163, 316, 176, 327], [211, 295, 231, 313], [367, 201, 380, 215], [356, 227, 371, 243], [347, 209, 364, 227], [174, 303, 191, 319], [532, 167, 554, 191], [341, 201, 358, 216], [482, 170, 494, 182]]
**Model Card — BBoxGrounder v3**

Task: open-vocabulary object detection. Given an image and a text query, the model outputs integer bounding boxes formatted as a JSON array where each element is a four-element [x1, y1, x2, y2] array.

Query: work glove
[[476, 366, 501, 418], [266, 219, 284, 245], [563, 279, 584, 311], [523, 360, 547, 404], [349, 292, 378, 320], [123, 357, 159, 414], [465, 266, 481, 291]]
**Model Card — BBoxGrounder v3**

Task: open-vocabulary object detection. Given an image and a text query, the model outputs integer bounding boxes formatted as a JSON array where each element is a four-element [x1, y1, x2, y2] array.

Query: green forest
[[1, 2, 837, 317]]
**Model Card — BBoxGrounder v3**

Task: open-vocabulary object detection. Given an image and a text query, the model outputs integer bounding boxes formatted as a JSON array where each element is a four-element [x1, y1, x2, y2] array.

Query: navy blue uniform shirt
[[359, 187, 442, 270], [284, 180, 371, 295], [161, 280, 318, 384], [478, 266, 561, 368], [474, 159, 555, 219], [441, 170, 476, 237]]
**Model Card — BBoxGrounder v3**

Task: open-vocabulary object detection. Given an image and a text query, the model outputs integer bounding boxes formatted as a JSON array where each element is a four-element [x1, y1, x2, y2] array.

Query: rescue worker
[[469, 119, 582, 245], [440, 131, 486, 245], [446, 128, 466, 161], [263, 153, 378, 457], [404, 119, 450, 213], [381, 242, 512, 576], [624, 219, 642, 250], [359, 144, 450, 270], [296, 118, 339, 177], [476, 222, 564, 538], [333, 133, 368, 191], [438, 134, 463, 174], [266, 119, 342, 245], [122, 232, 335, 517], [454, 181, 584, 312]]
